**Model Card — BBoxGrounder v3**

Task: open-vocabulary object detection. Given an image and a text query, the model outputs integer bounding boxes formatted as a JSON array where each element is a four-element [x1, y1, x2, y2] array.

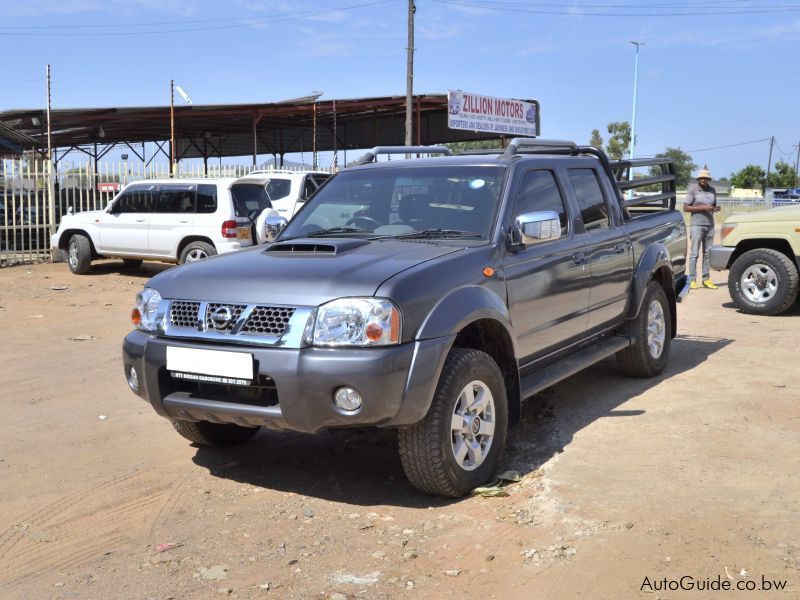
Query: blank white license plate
[[166, 346, 254, 380]]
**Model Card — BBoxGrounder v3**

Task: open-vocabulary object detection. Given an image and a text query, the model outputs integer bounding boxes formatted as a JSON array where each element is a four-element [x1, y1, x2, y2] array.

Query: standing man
[[684, 166, 721, 289]]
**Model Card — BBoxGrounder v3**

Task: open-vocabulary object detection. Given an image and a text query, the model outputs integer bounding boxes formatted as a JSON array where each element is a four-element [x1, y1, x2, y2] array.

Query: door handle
[[178, 219, 190, 223], [613, 243, 627, 254], [572, 252, 587, 265], [135, 218, 146, 223]]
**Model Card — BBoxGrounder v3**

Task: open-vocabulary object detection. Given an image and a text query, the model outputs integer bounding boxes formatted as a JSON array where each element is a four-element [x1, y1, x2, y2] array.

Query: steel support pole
[[46, 64, 56, 239], [170, 80, 175, 177], [405, 0, 415, 148]]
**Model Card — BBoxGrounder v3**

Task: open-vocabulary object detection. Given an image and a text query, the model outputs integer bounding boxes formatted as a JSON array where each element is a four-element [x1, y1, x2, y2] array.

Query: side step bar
[[520, 335, 632, 400]]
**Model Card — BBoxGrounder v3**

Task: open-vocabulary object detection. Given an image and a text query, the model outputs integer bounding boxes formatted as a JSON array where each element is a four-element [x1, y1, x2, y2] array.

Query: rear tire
[[179, 241, 217, 264], [398, 348, 508, 497], [67, 234, 92, 275], [728, 249, 799, 316], [170, 419, 259, 447], [122, 258, 143, 269], [617, 280, 671, 377]]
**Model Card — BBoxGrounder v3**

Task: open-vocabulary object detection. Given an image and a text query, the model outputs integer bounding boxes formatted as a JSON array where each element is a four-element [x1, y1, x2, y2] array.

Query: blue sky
[[1, 0, 799, 178]]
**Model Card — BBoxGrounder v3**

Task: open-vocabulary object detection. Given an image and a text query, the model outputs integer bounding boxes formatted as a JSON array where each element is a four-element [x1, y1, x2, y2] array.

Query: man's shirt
[[685, 183, 717, 227]]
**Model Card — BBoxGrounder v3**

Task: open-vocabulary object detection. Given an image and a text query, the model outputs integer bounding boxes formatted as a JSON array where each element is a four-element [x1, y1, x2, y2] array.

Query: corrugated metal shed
[[0, 94, 533, 160]]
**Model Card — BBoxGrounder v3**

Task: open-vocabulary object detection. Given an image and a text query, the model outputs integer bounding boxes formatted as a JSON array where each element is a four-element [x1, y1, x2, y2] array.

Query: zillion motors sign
[[447, 90, 540, 137]]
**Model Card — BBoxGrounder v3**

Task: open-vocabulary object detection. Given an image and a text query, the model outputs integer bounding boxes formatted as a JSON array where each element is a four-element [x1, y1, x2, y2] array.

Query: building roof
[[0, 94, 528, 160]]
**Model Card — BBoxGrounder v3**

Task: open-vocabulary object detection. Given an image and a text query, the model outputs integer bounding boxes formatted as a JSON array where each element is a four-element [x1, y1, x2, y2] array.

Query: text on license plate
[[166, 346, 254, 380], [238, 227, 251, 240]]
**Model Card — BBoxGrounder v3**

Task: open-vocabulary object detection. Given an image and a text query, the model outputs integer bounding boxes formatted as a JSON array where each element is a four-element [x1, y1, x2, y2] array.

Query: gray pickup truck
[[123, 139, 688, 497]]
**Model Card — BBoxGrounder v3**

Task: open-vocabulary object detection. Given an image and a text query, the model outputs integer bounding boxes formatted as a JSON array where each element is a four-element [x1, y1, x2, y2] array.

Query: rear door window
[[567, 168, 610, 231], [156, 184, 196, 213], [196, 184, 217, 214], [231, 184, 272, 217]]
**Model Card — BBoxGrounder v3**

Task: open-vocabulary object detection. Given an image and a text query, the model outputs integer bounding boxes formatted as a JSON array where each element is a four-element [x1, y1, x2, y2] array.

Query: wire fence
[[0, 158, 331, 266]]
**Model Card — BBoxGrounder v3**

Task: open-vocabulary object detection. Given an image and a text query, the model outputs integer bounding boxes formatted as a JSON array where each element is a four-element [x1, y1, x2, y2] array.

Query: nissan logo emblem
[[209, 306, 233, 330]]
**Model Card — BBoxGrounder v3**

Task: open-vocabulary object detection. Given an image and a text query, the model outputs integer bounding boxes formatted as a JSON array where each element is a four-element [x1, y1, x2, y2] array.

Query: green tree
[[767, 161, 796, 188], [730, 164, 766, 189], [605, 121, 631, 160], [589, 129, 603, 148], [650, 147, 697, 188], [444, 140, 503, 154]]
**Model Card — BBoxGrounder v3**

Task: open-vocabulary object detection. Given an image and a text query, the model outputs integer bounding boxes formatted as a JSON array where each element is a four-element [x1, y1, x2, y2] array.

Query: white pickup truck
[[51, 175, 276, 274]]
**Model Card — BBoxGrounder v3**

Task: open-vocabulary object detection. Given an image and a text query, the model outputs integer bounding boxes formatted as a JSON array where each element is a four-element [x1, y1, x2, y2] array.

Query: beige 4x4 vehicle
[[710, 205, 800, 315]]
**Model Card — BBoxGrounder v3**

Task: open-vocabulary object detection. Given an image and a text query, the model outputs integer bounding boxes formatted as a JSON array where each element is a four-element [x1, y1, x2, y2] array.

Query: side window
[[196, 184, 217, 214], [568, 168, 610, 231], [113, 186, 156, 213], [157, 185, 196, 213], [265, 178, 292, 202], [513, 170, 568, 235]]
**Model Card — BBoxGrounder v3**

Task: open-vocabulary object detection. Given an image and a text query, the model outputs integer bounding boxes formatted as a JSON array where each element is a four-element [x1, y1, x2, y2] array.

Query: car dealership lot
[[1, 261, 798, 599]]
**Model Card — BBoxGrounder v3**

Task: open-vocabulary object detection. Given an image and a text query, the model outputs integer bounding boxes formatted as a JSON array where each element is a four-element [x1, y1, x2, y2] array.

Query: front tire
[[179, 241, 217, 264], [398, 348, 508, 497], [617, 280, 671, 377], [170, 419, 259, 447], [728, 249, 799, 316], [67, 234, 92, 274]]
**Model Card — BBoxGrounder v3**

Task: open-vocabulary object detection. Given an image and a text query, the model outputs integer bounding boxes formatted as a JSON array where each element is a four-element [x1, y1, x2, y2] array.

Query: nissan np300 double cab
[[123, 139, 688, 497]]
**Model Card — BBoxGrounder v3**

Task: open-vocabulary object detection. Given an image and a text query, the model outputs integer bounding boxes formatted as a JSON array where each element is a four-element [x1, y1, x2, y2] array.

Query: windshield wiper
[[390, 228, 483, 239], [305, 226, 370, 237]]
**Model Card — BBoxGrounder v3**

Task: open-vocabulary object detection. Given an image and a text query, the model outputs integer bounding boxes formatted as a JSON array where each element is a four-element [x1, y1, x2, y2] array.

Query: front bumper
[[123, 330, 454, 433], [709, 245, 735, 271]]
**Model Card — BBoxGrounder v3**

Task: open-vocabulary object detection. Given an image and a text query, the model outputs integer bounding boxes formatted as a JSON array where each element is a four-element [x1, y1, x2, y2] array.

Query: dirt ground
[[1, 259, 798, 599]]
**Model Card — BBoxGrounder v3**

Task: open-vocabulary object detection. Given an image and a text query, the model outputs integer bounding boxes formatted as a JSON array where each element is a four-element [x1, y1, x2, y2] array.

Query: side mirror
[[512, 211, 562, 248], [264, 214, 288, 242]]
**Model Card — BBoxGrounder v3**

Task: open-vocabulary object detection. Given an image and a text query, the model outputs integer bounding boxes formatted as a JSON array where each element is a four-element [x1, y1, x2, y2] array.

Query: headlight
[[313, 298, 400, 346], [132, 288, 164, 332]]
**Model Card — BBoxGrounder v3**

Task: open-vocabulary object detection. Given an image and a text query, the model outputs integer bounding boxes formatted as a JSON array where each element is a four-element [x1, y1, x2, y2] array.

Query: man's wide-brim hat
[[697, 166, 712, 179]]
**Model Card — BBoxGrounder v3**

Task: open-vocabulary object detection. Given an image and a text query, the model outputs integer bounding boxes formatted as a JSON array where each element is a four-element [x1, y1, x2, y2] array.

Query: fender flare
[[416, 285, 518, 354], [627, 242, 677, 335]]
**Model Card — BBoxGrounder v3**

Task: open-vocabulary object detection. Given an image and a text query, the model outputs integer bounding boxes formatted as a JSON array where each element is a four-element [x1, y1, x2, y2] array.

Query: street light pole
[[628, 41, 644, 177], [405, 0, 415, 148]]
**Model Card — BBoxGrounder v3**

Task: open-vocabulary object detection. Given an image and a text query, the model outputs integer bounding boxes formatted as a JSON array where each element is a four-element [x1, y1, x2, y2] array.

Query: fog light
[[127, 366, 139, 392], [334, 387, 362, 412]]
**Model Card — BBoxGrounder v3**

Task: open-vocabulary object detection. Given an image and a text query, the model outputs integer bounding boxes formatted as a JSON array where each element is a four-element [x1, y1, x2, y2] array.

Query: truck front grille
[[162, 299, 307, 347], [206, 303, 246, 332], [242, 306, 295, 336], [170, 301, 200, 328]]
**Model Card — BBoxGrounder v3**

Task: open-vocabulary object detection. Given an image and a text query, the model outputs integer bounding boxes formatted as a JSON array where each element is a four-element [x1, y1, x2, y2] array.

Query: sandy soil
[[0, 260, 798, 599]]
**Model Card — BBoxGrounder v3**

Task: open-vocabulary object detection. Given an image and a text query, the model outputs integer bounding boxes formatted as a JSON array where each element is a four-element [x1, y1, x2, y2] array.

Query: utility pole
[[764, 135, 774, 194], [46, 64, 56, 239], [170, 79, 175, 177], [628, 41, 644, 168], [793, 142, 799, 188], [405, 0, 415, 148]]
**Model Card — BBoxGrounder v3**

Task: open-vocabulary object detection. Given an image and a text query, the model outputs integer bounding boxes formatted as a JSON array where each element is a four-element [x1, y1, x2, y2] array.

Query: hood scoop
[[264, 239, 370, 256]]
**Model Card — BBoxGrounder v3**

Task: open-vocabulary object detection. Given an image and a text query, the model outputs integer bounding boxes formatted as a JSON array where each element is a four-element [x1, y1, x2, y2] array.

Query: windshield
[[231, 184, 272, 217], [280, 165, 506, 240]]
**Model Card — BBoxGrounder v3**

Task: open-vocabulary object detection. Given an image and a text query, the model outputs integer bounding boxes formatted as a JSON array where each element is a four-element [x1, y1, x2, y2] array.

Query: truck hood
[[729, 205, 800, 223], [59, 209, 105, 226], [148, 238, 465, 306]]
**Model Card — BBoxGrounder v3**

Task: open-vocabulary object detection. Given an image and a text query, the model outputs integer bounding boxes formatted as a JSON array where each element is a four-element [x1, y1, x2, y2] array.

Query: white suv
[[249, 170, 331, 218], [51, 176, 275, 274]]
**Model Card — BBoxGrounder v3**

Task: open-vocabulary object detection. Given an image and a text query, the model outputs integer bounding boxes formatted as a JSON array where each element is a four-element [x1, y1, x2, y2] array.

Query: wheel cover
[[740, 263, 778, 304], [450, 380, 495, 471], [185, 248, 208, 262], [68, 241, 79, 269], [647, 299, 666, 359]]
